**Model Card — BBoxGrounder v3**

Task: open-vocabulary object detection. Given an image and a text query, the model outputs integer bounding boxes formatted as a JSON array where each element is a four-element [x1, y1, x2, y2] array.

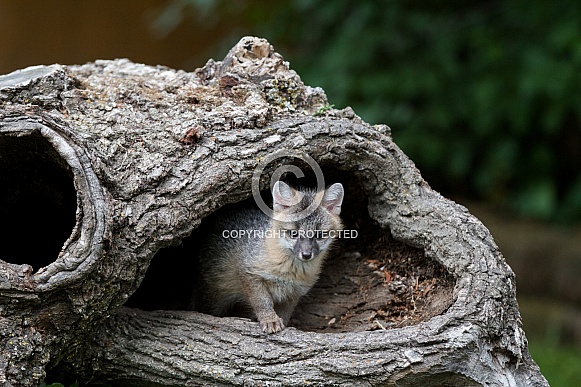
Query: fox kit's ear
[[322, 183, 344, 216], [273, 181, 301, 212]]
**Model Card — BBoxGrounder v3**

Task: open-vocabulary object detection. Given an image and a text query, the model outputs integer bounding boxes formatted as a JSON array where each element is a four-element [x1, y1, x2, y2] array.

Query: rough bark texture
[[0, 37, 547, 386]]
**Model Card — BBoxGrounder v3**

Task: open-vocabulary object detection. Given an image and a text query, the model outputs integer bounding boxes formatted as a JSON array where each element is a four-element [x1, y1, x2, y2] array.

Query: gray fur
[[191, 182, 344, 334]]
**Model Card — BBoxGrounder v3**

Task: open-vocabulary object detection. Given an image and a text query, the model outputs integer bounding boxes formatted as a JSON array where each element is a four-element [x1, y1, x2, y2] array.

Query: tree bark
[[0, 37, 547, 386]]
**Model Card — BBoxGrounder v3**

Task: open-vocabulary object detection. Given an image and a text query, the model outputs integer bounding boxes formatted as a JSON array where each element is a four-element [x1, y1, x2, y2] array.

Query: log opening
[[127, 169, 455, 334], [0, 131, 76, 270]]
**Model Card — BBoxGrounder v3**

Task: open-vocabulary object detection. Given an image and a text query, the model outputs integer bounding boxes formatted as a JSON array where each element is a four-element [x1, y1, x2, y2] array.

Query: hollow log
[[0, 37, 547, 386]]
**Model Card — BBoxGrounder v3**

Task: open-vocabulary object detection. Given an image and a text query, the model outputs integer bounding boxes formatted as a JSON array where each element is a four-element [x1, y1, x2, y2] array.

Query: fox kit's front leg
[[241, 274, 284, 333], [275, 298, 300, 326]]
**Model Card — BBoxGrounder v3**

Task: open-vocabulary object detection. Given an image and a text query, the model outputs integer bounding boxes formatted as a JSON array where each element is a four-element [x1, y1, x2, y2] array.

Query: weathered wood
[[0, 37, 547, 386], [58, 307, 526, 386]]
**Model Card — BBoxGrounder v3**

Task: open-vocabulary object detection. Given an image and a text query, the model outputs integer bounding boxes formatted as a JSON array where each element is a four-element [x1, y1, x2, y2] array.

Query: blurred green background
[[1, 0, 580, 385]]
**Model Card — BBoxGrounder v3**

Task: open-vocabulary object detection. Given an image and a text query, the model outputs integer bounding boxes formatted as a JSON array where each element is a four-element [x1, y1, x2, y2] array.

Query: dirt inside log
[[291, 223, 455, 333]]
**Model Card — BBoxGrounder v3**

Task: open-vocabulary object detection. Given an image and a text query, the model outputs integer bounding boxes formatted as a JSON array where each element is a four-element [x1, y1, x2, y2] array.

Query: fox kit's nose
[[301, 251, 313, 260]]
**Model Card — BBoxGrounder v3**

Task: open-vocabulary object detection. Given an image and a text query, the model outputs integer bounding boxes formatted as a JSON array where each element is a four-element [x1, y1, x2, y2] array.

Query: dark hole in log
[[127, 170, 455, 332], [125, 234, 201, 311], [0, 133, 77, 271]]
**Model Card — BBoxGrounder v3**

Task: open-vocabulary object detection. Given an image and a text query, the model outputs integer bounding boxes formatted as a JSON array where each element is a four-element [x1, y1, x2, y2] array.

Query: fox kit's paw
[[260, 316, 285, 334]]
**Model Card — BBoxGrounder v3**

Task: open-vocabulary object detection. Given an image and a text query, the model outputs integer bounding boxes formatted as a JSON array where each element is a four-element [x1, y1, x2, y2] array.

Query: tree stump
[[0, 37, 547, 386]]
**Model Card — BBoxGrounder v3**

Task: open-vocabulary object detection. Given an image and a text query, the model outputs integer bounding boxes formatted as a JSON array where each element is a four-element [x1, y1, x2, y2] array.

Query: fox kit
[[191, 181, 344, 333]]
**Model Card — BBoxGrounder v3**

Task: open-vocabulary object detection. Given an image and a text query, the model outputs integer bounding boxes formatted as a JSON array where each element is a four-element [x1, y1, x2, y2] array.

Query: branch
[[64, 307, 545, 386]]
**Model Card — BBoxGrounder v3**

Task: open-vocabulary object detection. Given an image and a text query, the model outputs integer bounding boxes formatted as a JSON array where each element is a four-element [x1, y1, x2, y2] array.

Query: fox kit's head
[[271, 181, 344, 262]]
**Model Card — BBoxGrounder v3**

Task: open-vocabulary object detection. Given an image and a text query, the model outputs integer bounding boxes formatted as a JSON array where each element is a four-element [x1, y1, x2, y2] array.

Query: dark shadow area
[[127, 167, 455, 332], [125, 236, 202, 311], [0, 133, 77, 271]]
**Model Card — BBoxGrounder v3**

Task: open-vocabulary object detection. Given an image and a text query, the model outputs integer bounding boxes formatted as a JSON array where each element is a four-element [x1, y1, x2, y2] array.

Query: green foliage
[[172, 0, 581, 223], [529, 339, 581, 387], [313, 104, 335, 116]]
